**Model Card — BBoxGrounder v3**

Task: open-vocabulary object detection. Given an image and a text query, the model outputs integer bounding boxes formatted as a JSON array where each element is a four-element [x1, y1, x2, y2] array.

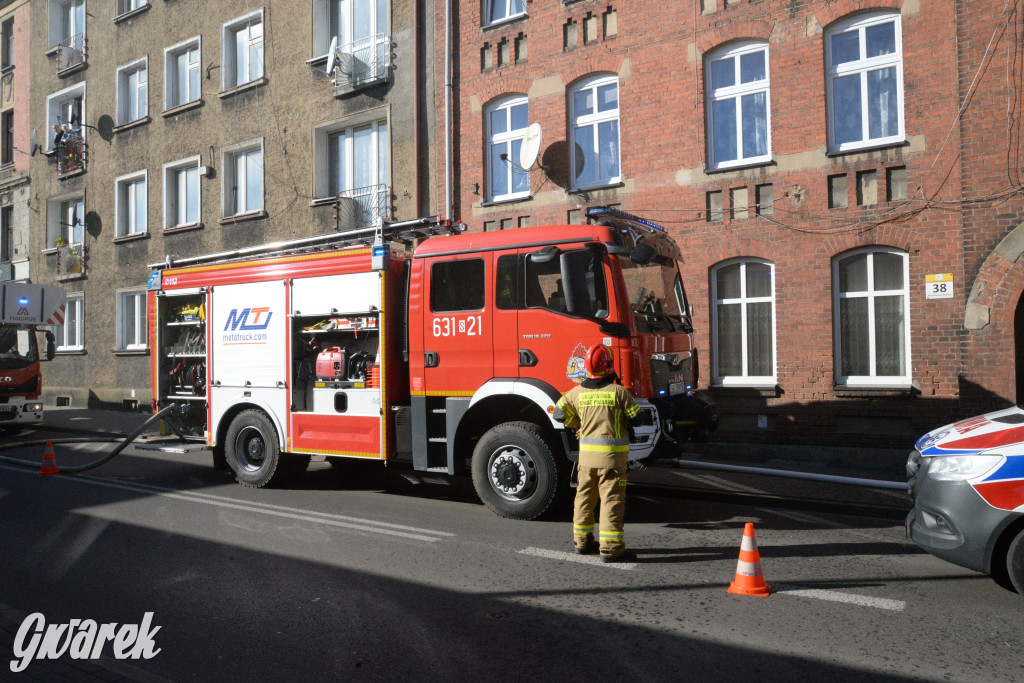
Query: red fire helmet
[[584, 343, 614, 378]]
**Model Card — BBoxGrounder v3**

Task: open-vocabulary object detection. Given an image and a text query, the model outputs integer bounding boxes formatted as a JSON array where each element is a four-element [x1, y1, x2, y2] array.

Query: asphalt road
[[0, 434, 1021, 682]]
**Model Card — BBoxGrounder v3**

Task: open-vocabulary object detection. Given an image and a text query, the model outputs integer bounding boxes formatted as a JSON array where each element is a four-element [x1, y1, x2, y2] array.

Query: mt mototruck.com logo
[[10, 612, 161, 673], [222, 306, 273, 344]]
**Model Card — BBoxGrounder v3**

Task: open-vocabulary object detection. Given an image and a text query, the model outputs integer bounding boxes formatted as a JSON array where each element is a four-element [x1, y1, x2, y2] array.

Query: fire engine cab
[[147, 208, 717, 519]]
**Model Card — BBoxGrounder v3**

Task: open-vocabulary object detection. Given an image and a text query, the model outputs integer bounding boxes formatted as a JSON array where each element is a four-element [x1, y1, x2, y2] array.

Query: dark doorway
[[1015, 294, 1024, 404]]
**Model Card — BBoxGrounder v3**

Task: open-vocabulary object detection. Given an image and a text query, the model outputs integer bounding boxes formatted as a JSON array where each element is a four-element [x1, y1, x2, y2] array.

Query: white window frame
[[312, 113, 389, 199], [45, 81, 86, 152], [164, 37, 201, 110], [825, 12, 904, 154], [117, 0, 145, 17], [705, 41, 771, 170], [117, 290, 147, 351], [710, 259, 777, 385], [48, 0, 85, 48], [115, 170, 147, 238], [55, 294, 83, 351], [222, 10, 264, 90], [485, 95, 530, 202], [45, 192, 84, 250], [832, 247, 912, 386], [484, 0, 526, 27], [162, 156, 201, 229], [115, 57, 148, 125], [222, 140, 264, 217], [569, 75, 621, 191], [312, 0, 389, 59]]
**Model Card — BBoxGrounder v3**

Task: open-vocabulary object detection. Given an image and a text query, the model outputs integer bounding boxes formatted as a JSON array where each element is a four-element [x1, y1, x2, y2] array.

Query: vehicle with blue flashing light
[[907, 407, 1024, 593]]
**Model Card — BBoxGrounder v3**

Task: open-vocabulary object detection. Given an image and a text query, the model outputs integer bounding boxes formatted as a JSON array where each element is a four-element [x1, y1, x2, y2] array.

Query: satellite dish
[[520, 123, 542, 170], [326, 36, 339, 75], [30, 129, 38, 156]]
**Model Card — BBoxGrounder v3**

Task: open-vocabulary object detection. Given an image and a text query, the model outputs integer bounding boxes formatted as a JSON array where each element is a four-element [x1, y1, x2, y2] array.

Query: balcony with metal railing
[[332, 33, 390, 96], [55, 241, 85, 280], [335, 184, 390, 232], [55, 134, 86, 176], [55, 33, 86, 73]]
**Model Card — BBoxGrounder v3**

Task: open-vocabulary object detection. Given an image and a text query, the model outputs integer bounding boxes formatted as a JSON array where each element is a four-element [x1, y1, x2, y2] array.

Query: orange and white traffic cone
[[727, 522, 771, 597], [37, 440, 60, 477]]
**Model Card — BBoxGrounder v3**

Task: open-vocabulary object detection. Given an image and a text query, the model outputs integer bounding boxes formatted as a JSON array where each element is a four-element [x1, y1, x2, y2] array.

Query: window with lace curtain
[[833, 247, 911, 385], [711, 259, 776, 385], [705, 41, 771, 170]]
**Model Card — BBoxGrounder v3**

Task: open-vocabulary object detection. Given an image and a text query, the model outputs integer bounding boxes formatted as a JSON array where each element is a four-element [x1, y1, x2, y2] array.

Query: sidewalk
[[37, 406, 910, 484]]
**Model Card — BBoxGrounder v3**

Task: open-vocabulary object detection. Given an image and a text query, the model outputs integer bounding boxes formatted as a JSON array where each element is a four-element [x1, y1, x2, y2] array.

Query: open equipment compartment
[[156, 288, 208, 438], [290, 311, 381, 413]]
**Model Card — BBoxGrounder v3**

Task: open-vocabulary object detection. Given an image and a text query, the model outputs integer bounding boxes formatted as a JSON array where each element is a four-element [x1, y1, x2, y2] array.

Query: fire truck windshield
[[617, 254, 691, 334], [0, 326, 39, 369]]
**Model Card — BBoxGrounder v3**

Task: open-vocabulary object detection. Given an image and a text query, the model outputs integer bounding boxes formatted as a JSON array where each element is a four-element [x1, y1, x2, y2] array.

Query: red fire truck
[[0, 282, 64, 432], [146, 208, 717, 519]]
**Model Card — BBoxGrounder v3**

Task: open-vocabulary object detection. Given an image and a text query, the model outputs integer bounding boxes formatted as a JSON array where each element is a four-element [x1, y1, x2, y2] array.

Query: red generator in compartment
[[316, 347, 347, 381]]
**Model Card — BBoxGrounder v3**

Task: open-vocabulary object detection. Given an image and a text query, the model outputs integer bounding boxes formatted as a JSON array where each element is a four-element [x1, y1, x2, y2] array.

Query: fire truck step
[[428, 437, 447, 443]]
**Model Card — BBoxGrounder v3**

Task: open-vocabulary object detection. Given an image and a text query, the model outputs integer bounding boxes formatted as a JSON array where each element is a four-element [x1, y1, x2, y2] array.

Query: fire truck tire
[[225, 410, 291, 488], [1007, 528, 1024, 594], [471, 421, 563, 520]]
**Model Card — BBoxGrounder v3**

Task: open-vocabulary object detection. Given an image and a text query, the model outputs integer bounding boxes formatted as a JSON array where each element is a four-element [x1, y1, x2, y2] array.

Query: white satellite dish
[[519, 122, 542, 170], [325, 36, 339, 75]]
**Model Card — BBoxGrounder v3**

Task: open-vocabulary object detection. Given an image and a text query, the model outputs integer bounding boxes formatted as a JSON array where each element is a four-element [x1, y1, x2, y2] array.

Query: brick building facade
[[439, 0, 1023, 450]]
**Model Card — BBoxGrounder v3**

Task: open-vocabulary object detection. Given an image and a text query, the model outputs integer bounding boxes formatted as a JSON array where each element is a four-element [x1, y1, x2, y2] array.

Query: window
[[1, 110, 12, 165], [45, 82, 85, 151], [48, 0, 84, 47], [1, 18, 14, 70], [569, 75, 620, 190], [313, 0, 389, 85], [164, 39, 200, 109], [826, 12, 903, 153], [222, 11, 263, 89], [223, 142, 263, 217], [485, 0, 525, 26], [314, 118, 389, 226], [115, 171, 147, 237], [833, 248, 911, 385], [706, 41, 770, 170], [55, 295, 83, 351], [118, 291, 147, 350], [116, 58, 148, 125], [431, 259, 485, 312], [46, 194, 83, 249], [1, 206, 13, 263], [711, 259, 776, 384], [486, 96, 529, 202], [117, 0, 145, 16], [163, 157, 200, 229]]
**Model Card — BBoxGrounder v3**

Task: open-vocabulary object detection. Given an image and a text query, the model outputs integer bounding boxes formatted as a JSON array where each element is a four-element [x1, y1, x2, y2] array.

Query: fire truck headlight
[[927, 454, 1003, 481], [23, 402, 42, 412]]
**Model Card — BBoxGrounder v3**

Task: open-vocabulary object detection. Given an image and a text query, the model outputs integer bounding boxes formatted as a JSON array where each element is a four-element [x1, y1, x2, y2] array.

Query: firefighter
[[554, 343, 643, 563]]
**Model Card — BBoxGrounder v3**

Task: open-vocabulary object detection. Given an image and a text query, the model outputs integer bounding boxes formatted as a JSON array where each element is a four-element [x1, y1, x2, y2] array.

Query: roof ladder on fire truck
[[147, 216, 465, 270]]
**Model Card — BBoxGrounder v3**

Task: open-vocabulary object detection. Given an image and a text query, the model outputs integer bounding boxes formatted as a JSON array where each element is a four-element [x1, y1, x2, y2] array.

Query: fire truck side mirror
[[43, 330, 56, 361], [630, 242, 657, 266], [529, 246, 560, 264]]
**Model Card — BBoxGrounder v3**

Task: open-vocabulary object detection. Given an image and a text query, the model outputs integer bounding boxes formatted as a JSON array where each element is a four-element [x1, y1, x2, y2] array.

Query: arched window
[[569, 75, 620, 190], [486, 96, 529, 202], [705, 41, 771, 170], [833, 247, 911, 385], [710, 259, 776, 384], [825, 12, 904, 153]]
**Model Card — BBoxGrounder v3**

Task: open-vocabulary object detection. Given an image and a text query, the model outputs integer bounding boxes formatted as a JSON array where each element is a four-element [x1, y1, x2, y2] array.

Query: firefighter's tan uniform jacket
[[555, 375, 642, 556]]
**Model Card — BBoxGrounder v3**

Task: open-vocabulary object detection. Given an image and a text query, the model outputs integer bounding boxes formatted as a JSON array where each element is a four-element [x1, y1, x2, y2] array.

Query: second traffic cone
[[727, 523, 770, 597], [37, 440, 60, 477]]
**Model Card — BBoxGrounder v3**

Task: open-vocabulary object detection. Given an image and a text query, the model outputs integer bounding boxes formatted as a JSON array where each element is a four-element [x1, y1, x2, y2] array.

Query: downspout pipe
[[413, 0, 422, 216], [444, 0, 453, 221]]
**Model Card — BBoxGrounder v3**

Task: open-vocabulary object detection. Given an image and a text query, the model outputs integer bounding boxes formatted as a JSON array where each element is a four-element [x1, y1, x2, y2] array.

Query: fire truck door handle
[[518, 349, 538, 367], [424, 351, 439, 368]]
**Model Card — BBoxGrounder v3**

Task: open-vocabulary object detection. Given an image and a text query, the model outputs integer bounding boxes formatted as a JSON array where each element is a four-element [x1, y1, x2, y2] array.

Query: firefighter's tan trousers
[[573, 464, 628, 556]]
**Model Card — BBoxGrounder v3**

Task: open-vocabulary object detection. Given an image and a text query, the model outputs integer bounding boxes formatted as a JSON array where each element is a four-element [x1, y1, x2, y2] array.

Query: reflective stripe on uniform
[[580, 437, 629, 447], [625, 404, 641, 418], [574, 524, 594, 534], [599, 530, 624, 540]]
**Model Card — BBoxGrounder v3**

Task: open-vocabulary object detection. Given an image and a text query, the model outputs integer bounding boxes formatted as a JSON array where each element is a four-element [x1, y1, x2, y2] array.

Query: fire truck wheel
[[1007, 528, 1024, 594], [471, 422, 563, 520], [225, 410, 290, 488]]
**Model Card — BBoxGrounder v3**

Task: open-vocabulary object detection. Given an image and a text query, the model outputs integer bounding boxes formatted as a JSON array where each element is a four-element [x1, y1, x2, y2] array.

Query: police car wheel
[[226, 409, 292, 488], [1007, 528, 1024, 594], [471, 421, 562, 521]]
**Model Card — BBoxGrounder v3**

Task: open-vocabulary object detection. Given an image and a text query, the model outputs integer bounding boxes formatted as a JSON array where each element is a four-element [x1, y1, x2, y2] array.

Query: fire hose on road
[[0, 404, 179, 474]]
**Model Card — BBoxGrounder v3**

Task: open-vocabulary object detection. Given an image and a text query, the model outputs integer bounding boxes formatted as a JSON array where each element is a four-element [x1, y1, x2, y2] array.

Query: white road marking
[[772, 583, 906, 611], [0, 464, 453, 542], [517, 547, 637, 570]]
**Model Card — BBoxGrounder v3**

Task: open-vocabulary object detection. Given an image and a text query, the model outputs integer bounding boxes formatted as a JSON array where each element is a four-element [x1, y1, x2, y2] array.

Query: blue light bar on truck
[[586, 206, 667, 233]]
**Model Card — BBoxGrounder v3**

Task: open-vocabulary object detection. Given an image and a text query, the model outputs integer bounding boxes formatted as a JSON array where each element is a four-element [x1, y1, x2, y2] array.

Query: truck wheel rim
[[488, 445, 536, 501], [236, 426, 266, 471]]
